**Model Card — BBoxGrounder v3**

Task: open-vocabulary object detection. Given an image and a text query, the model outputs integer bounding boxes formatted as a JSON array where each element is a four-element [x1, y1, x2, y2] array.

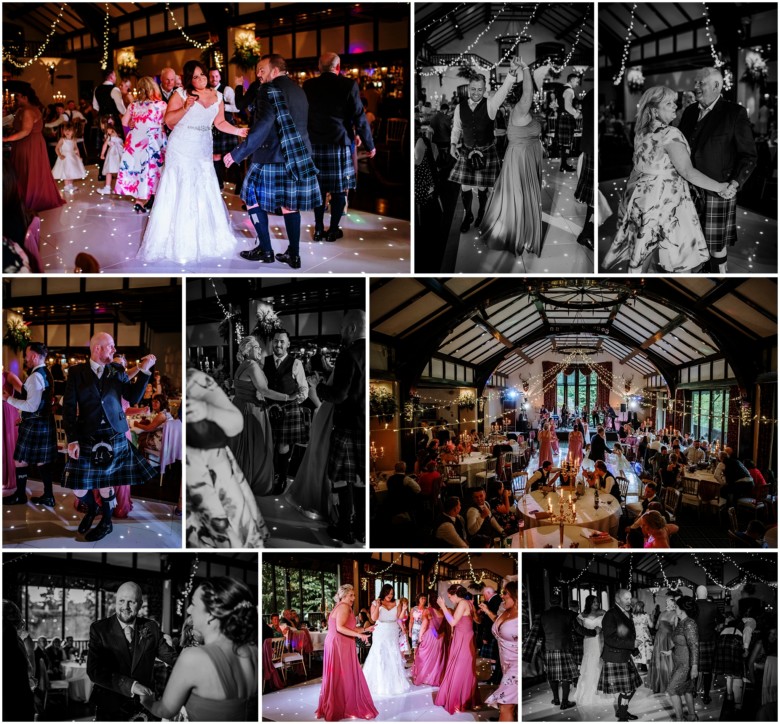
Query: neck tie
[[275, 358, 281, 368], [95, 365, 103, 379], [125, 625, 134, 648]]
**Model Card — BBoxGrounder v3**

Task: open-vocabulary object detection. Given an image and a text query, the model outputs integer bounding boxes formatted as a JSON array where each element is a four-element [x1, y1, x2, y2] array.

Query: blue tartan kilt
[[448, 144, 500, 187], [14, 415, 57, 465], [575, 152, 594, 206], [479, 636, 499, 661], [557, 113, 575, 147], [62, 422, 157, 490], [543, 650, 578, 682], [240, 162, 323, 213], [597, 659, 642, 694], [212, 127, 235, 155], [270, 402, 308, 447], [327, 427, 364, 485], [311, 144, 356, 193]]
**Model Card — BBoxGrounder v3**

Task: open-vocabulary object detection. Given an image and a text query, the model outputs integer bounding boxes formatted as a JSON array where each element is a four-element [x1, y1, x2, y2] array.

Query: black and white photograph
[[369, 276, 777, 549], [521, 551, 778, 722], [2, 551, 258, 722], [186, 277, 365, 549], [2, 276, 183, 549], [598, 2, 777, 274], [415, 3, 595, 273], [261, 551, 518, 722], [2, 2, 410, 274]]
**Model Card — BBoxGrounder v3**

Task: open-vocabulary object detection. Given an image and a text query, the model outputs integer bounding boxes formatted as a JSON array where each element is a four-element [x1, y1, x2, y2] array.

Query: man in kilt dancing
[[316, 310, 366, 545], [265, 329, 308, 495], [304, 52, 376, 242], [678, 68, 757, 273], [449, 71, 517, 233], [539, 593, 597, 710], [555, 74, 582, 173], [575, 88, 595, 249], [598, 589, 643, 722], [225, 54, 321, 270], [62, 334, 158, 542], [3, 342, 58, 507], [695, 585, 723, 704]]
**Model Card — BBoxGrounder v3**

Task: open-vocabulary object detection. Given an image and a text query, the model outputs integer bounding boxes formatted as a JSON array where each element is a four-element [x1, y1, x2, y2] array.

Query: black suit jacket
[[230, 75, 311, 166], [678, 98, 757, 191], [303, 72, 375, 151], [479, 593, 502, 641], [539, 605, 596, 652], [87, 615, 176, 715], [601, 605, 636, 663], [63, 362, 150, 442], [589, 434, 611, 462], [317, 339, 365, 432]]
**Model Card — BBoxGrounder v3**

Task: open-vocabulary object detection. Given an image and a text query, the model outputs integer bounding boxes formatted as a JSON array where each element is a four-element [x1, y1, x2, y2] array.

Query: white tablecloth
[[457, 453, 493, 486], [61, 661, 92, 702], [683, 469, 722, 486], [519, 488, 621, 537], [308, 631, 327, 651], [511, 524, 619, 549]]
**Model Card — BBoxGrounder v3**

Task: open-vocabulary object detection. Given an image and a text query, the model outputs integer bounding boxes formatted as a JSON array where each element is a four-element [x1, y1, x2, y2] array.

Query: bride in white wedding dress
[[362, 585, 411, 696], [138, 60, 248, 263], [573, 595, 613, 705]]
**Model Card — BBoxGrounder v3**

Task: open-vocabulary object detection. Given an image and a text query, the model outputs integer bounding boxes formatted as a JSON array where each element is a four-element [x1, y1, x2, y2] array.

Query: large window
[[556, 369, 598, 412], [374, 575, 410, 603], [23, 585, 97, 642], [690, 389, 729, 444], [261, 561, 338, 623]]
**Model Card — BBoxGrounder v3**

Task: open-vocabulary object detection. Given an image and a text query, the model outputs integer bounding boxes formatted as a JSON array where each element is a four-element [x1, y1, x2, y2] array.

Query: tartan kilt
[[698, 639, 716, 673], [327, 427, 364, 485], [271, 403, 308, 447], [557, 113, 575, 147], [212, 127, 235, 155], [61, 421, 157, 490], [543, 650, 578, 682], [575, 151, 594, 206], [571, 634, 584, 665], [14, 415, 57, 465], [713, 635, 744, 678], [311, 144, 356, 192], [699, 192, 737, 251], [448, 144, 500, 187], [597, 660, 642, 694], [241, 162, 322, 213], [479, 636, 499, 662]]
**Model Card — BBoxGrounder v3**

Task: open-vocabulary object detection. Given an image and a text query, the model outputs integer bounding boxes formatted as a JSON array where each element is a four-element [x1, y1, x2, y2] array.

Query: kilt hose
[[241, 161, 322, 213], [14, 415, 57, 465], [448, 143, 500, 188], [311, 144, 356, 193], [62, 421, 157, 490], [699, 192, 738, 252], [271, 402, 309, 448], [575, 151, 594, 206], [597, 659, 643, 694], [543, 649, 578, 683]]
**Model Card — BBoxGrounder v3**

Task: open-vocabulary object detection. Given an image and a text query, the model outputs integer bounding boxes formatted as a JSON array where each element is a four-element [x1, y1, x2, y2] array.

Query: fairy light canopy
[[369, 277, 777, 395]]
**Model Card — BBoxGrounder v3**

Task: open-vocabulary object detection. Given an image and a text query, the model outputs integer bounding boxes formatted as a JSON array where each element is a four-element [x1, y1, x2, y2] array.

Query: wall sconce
[[39, 57, 62, 85]]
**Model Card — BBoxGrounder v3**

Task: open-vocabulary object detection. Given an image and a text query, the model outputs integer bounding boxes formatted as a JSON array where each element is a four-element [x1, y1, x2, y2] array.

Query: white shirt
[[273, 354, 308, 402], [89, 359, 106, 379], [435, 513, 468, 548], [6, 364, 47, 413], [697, 95, 720, 121], [221, 85, 239, 114], [450, 72, 517, 146], [45, 109, 87, 129], [466, 502, 503, 537], [92, 82, 127, 115], [685, 446, 705, 465]]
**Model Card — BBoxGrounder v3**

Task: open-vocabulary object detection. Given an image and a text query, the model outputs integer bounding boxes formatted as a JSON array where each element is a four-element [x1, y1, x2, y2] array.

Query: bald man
[[678, 67, 757, 273], [316, 309, 366, 544], [303, 52, 375, 242], [62, 334, 158, 542], [87, 581, 176, 720]]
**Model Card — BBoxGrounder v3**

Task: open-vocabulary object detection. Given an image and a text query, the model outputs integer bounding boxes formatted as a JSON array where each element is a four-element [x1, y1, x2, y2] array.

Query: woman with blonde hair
[[114, 75, 168, 212], [637, 509, 679, 549], [604, 85, 733, 273]]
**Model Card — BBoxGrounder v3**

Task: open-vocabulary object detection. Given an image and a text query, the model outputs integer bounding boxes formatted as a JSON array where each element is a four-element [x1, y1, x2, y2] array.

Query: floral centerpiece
[[742, 50, 768, 87], [369, 385, 397, 422], [3, 319, 31, 352], [230, 34, 262, 71], [457, 392, 476, 410], [626, 67, 645, 93]]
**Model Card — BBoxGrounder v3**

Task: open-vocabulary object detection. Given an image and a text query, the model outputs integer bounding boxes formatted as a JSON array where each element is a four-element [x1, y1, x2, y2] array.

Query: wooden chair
[[443, 463, 467, 501], [727, 530, 743, 548], [727, 506, 739, 532], [662, 487, 682, 524], [737, 483, 770, 521], [385, 117, 408, 147], [680, 478, 700, 517], [698, 479, 727, 521]]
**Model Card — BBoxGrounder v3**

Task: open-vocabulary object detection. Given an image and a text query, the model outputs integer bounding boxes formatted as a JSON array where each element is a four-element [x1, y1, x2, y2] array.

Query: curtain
[[542, 361, 557, 411]]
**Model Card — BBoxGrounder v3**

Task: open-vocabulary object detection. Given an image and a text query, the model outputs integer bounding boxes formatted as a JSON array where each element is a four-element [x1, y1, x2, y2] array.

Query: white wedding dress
[[362, 604, 411, 696], [138, 89, 240, 263], [573, 614, 613, 705]]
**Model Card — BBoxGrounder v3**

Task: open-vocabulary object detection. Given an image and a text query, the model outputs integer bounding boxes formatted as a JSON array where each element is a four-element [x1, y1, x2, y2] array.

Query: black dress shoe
[[84, 517, 113, 542], [560, 163, 576, 172], [240, 246, 275, 263], [275, 252, 301, 269], [460, 212, 474, 233], [325, 227, 343, 242], [560, 701, 576, 710], [4, 492, 27, 505], [312, 228, 326, 241], [551, 699, 561, 706], [31, 495, 56, 506], [78, 510, 98, 535], [624, 712, 638, 720], [475, 210, 485, 228]]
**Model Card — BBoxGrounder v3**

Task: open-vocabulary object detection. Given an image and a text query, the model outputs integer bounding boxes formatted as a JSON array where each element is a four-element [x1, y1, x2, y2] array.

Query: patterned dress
[[115, 100, 167, 199], [607, 125, 709, 273], [486, 615, 518, 707], [667, 617, 699, 695], [632, 612, 653, 666]]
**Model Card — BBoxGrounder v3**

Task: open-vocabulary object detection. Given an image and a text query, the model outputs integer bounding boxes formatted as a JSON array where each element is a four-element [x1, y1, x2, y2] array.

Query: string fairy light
[[557, 554, 596, 584], [2, 3, 69, 69], [612, 3, 637, 86], [99, 5, 111, 71], [466, 553, 487, 585], [416, 3, 468, 35], [176, 556, 200, 616], [373, 553, 404, 576], [165, 2, 214, 49], [701, 2, 724, 68], [490, 3, 540, 70]]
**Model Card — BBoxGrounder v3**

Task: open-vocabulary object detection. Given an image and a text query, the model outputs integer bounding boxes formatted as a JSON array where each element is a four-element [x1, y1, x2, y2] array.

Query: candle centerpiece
[[545, 490, 578, 547]]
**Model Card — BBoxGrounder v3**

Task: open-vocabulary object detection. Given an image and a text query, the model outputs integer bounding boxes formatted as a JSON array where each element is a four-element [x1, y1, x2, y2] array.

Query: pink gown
[[538, 430, 553, 465], [435, 607, 479, 714], [3, 373, 20, 492], [567, 430, 584, 467], [316, 602, 378, 721], [412, 610, 447, 686]]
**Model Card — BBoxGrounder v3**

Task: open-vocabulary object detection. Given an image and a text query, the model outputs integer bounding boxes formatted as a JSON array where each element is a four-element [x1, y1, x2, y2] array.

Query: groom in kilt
[[225, 54, 321, 270], [62, 333, 157, 542], [555, 74, 582, 172], [3, 342, 58, 506], [598, 589, 643, 722]]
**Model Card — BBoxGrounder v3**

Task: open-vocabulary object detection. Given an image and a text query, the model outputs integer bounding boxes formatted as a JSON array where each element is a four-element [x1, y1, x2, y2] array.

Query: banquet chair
[[512, 470, 528, 497], [499, 452, 513, 483], [53, 414, 67, 452], [680, 477, 700, 517], [615, 476, 630, 513], [698, 479, 727, 522], [727, 506, 739, 533], [662, 487, 682, 524], [737, 483, 770, 521], [475, 458, 497, 487], [443, 463, 467, 501], [385, 117, 408, 147], [268, 637, 286, 685], [281, 640, 307, 680], [727, 530, 742, 548]]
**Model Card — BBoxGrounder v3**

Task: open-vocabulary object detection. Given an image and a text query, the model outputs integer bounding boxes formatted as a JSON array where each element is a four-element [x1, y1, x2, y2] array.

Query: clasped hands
[[717, 180, 738, 200]]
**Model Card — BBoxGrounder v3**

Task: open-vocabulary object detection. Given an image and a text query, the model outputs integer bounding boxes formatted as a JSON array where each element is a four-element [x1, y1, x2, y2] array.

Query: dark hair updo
[[182, 60, 208, 96], [447, 584, 468, 598], [198, 577, 257, 649], [676, 595, 699, 619]]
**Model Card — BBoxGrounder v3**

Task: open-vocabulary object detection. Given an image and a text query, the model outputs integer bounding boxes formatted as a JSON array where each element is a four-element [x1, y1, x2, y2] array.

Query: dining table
[[308, 631, 327, 652], [61, 661, 92, 702], [455, 452, 494, 486], [511, 524, 619, 549], [518, 487, 621, 537]]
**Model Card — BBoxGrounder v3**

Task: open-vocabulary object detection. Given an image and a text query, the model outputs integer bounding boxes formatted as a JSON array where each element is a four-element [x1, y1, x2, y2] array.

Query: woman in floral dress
[[115, 76, 167, 213], [604, 86, 732, 273], [631, 600, 653, 670], [667, 596, 699, 722]]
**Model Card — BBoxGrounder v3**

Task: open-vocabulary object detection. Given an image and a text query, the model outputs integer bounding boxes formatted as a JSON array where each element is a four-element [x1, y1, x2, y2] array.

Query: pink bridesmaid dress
[[538, 430, 553, 465], [3, 374, 20, 492], [316, 602, 378, 721], [412, 609, 447, 686], [434, 609, 479, 714]]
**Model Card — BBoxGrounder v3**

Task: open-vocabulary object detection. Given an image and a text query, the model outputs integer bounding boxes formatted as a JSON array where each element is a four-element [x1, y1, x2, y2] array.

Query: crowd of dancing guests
[[186, 308, 365, 547], [309, 582, 518, 721], [523, 587, 777, 722]]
